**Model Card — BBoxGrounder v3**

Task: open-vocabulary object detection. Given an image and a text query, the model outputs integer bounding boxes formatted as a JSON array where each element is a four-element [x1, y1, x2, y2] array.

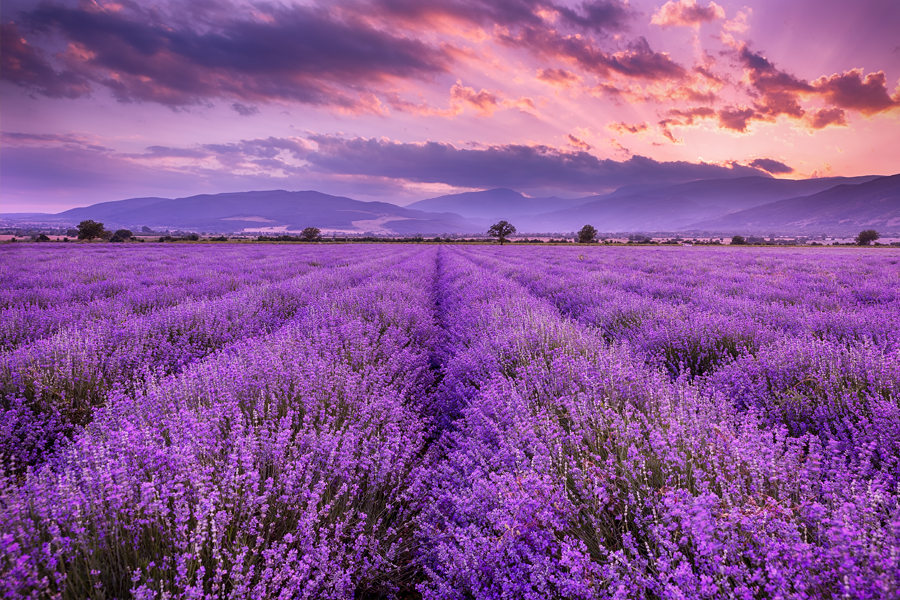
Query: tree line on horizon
[[5, 220, 888, 247]]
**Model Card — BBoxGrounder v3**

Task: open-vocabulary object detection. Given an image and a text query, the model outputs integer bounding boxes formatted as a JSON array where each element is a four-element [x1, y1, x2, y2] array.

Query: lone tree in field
[[77, 220, 105, 241], [856, 229, 879, 246], [731, 235, 747, 245], [114, 229, 133, 240], [301, 227, 321, 241], [488, 220, 516, 245], [577, 224, 598, 244]]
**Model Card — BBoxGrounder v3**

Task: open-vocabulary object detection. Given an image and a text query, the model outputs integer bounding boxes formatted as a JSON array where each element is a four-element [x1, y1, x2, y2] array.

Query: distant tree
[[101, 229, 113, 241], [856, 229, 879, 246], [36, 233, 51, 242], [184, 233, 200, 241], [77, 220, 105, 241], [301, 227, 321, 241], [114, 229, 133, 240], [488, 220, 516, 245], [66, 228, 79, 237], [731, 235, 747, 245], [577, 224, 598, 244], [109, 234, 125, 243]]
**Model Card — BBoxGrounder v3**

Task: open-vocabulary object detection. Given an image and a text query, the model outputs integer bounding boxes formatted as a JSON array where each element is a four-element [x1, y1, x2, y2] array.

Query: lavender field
[[2, 243, 899, 599]]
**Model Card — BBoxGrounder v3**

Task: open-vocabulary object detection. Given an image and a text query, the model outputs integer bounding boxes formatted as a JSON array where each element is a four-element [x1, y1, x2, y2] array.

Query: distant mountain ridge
[[689, 174, 900, 233], [52, 190, 482, 234], [406, 188, 587, 221], [6, 174, 898, 235], [513, 175, 885, 232]]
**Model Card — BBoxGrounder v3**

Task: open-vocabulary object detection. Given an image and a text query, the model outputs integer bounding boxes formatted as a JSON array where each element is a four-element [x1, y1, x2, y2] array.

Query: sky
[[2, 0, 899, 213]]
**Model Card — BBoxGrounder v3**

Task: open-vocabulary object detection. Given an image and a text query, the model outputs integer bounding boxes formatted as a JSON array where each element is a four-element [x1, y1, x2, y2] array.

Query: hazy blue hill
[[15, 175, 897, 235], [687, 174, 900, 233], [52, 190, 481, 234], [516, 175, 885, 232], [612, 175, 882, 210], [57, 197, 173, 221], [406, 188, 588, 220], [518, 193, 723, 232]]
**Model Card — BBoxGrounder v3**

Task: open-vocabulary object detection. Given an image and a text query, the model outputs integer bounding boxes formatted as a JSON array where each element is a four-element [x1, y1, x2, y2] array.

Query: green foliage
[[487, 220, 516, 245], [301, 227, 321, 241], [114, 229, 133, 239], [855, 229, 879, 245], [577, 224, 598, 243], [76, 220, 105, 241]]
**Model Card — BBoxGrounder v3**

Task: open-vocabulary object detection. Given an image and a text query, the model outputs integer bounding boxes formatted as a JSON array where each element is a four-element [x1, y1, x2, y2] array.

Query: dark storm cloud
[[748, 158, 794, 174], [304, 135, 769, 192], [0, 22, 90, 98], [363, 0, 634, 33], [5, 2, 451, 108]]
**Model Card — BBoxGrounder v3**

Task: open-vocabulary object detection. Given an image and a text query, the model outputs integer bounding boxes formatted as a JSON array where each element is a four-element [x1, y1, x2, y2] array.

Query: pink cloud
[[651, 0, 726, 29], [811, 69, 900, 116]]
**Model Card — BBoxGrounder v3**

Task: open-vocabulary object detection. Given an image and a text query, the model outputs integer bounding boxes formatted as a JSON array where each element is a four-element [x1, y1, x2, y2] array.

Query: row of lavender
[[0, 245, 409, 467], [2, 245, 443, 598], [460, 246, 900, 469], [0, 245, 380, 351], [419, 247, 899, 598], [2, 244, 899, 598]]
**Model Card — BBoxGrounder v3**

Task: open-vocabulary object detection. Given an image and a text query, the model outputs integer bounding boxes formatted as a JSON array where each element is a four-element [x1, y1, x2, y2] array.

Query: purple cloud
[[304, 135, 770, 193], [364, 0, 634, 33], [748, 158, 794, 174], [6, 3, 451, 109]]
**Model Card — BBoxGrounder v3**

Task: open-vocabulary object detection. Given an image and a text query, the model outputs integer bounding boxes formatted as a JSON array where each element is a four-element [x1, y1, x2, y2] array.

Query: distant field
[[2, 244, 899, 599]]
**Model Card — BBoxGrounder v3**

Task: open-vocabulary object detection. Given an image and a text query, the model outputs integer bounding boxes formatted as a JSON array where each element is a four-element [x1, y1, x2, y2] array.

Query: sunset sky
[[2, 0, 899, 212]]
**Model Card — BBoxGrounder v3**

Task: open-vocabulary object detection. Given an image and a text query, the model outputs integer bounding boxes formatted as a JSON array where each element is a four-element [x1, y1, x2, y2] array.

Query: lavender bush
[[1, 243, 898, 599]]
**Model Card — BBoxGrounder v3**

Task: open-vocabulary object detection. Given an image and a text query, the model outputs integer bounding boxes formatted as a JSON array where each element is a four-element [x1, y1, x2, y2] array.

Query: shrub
[[856, 229, 879, 245], [76, 220, 105, 240], [488, 220, 516, 245], [577, 224, 598, 243]]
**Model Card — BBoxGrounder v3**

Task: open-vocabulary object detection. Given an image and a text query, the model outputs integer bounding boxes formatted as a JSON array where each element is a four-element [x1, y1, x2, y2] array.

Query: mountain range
[[49, 190, 481, 234], [4, 174, 899, 235]]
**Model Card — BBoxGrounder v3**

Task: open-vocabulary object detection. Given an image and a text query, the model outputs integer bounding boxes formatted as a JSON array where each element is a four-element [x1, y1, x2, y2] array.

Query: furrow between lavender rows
[[0, 244, 391, 352], [1, 246, 445, 599], [415, 246, 899, 599], [0, 246, 416, 468]]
